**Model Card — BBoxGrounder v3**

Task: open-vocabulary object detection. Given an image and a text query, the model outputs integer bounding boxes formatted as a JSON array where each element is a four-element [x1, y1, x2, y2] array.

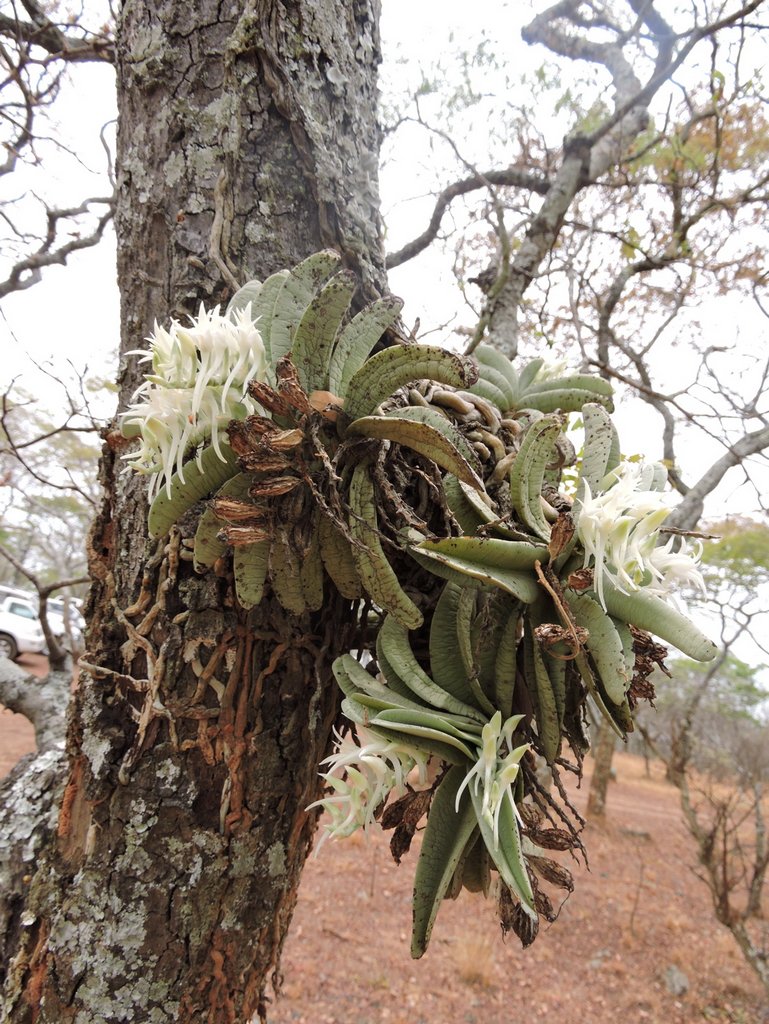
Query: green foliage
[[701, 517, 769, 591], [644, 653, 768, 788], [667, 653, 766, 723]]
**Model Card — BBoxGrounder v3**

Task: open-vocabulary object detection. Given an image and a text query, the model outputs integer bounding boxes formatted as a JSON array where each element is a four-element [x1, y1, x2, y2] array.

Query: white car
[[0, 595, 47, 660]]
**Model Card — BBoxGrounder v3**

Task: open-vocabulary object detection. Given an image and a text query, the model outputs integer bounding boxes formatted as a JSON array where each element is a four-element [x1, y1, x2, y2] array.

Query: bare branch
[[0, 655, 69, 754], [0, 542, 89, 597], [0, 380, 102, 507], [0, 194, 115, 299], [386, 166, 550, 269], [584, 1, 767, 154], [480, 0, 767, 358], [0, 541, 87, 670], [0, 2, 114, 64], [0, 3, 116, 298], [668, 425, 769, 530]]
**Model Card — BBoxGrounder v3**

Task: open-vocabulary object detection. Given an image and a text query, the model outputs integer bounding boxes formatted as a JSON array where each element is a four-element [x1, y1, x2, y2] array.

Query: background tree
[[630, 517, 769, 991], [635, 655, 769, 993], [2, 3, 768, 1023], [0, 0, 114, 298], [649, 519, 769, 778], [0, 0, 115, 656], [677, 721, 769, 994], [385, 1, 769, 528], [0, 378, 102, 582]]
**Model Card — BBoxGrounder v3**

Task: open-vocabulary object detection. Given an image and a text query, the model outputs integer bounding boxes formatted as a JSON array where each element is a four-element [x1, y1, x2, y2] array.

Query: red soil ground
[[271, 759, 768, 1024], [2, 664, 766, 1024]]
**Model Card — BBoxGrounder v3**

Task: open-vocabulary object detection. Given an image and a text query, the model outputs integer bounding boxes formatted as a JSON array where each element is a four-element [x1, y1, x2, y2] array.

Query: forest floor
[[2, 656, 766, 1024]]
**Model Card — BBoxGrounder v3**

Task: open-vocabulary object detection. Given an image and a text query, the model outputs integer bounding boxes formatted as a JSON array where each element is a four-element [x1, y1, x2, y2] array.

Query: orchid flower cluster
[[308, 728, 430, 849], [120, 304, 266, 499], [312, 715, 529, 853], [455, 712, 529, 849], [576, 461, 706, 609]]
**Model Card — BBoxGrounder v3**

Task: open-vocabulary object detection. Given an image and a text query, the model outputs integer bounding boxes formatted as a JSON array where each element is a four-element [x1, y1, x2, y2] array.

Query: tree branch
[[480, 0, 766, 358], [0, 542, 88, 671], [0, 1, 114, 64], [0, 195, 115, 299], [584, 1, 766, 155], [386, 166, 551, 269], [0, 656, 69, 754], [668, 425, 769, 530]]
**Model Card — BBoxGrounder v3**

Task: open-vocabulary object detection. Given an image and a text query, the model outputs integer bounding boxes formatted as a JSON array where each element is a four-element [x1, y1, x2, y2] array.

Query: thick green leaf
[[343, 345, 477, 422], [148, 444, 240, 539], [601, 580, 717, 662], [234, 540, 269, 609], [470, 784, 536, 919], [270, 251, 341, 366], [347, 414, 483, 489], [329, 295, 404, 397], [292, 270, 357, 392], [379, 615, 486, 722], [411, 766, 479, 958], [429, 583, 477, 706], [408, 544, 541, 603]]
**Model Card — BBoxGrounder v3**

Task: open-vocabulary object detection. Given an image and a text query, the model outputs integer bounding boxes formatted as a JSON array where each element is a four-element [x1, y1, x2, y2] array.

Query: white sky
[[2, 53, 118, 416], [2, 1, 529, 412]]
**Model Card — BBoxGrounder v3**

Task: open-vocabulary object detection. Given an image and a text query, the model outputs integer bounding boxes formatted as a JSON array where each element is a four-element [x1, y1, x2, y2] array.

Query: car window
[[8, 602, 36, 619]]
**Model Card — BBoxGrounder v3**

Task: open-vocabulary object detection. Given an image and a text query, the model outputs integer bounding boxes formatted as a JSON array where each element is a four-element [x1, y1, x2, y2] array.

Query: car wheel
[[0, 633, 18, 660]]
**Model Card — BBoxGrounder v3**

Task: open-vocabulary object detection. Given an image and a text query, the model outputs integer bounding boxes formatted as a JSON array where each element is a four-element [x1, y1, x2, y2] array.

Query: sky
[[2, 51, 118, 417]]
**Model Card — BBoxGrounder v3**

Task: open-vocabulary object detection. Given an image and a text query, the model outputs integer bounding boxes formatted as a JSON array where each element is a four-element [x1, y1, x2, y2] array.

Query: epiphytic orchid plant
[[122, 251, 715, 955]]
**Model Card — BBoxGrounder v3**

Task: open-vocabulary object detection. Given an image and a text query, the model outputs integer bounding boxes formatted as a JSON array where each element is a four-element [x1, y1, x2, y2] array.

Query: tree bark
[[586, 717, 617, 819], [0, 658, 69, 756], [2, 2, 385, 1021]]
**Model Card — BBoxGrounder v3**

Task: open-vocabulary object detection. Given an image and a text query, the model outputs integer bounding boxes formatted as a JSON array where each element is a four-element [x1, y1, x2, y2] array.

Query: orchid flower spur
[[455, 712, 528, 849], [576, 461, 705, 609], [120, 303, 266, 498], [308, 728, 429, 848]]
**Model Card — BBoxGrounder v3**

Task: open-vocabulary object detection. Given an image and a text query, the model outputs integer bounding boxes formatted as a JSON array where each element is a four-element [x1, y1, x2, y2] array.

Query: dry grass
[[452, 928, 498, 987]]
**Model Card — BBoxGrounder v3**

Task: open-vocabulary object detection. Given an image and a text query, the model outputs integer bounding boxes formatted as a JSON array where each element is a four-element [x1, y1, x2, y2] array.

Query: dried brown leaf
[[498, 884, 539, 947], [222, 525, 272, 545], [548, 511, 575, 561], [528, 854, 575, 892], [248, 475, 302, 498], [246, 380, 296, 418], [380, 788, 432, 865], [213, 497, 266, 523], [567, 567, 594, 592], [525, 826, 576, 852]]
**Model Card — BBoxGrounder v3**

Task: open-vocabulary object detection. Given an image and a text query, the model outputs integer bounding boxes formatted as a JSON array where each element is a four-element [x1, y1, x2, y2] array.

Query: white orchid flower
[[645, 536, 707, 600], [455, 712, 528, 849], [577, 461, 705, 608], [308, 728, 429, 848], [120, 303, 266, 497]]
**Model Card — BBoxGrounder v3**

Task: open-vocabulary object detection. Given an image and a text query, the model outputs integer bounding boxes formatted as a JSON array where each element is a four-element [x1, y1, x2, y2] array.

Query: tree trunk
[[2, 2, 385, 1021], [586, 718, 617, 819]]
